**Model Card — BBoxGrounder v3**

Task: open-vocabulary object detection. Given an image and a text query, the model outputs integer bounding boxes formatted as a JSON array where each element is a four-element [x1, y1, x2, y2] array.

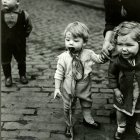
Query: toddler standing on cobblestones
[[108, 21, 140, 140], [1, 0, 32, 87], [54, 21, 108, 137]]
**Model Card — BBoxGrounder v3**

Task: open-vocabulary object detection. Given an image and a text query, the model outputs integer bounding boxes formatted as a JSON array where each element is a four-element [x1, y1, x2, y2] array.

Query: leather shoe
[[114, 131, 124, 140], [5, 77, 12, 87], [20, 76, 28, 84], [83, 118, 100, 129]]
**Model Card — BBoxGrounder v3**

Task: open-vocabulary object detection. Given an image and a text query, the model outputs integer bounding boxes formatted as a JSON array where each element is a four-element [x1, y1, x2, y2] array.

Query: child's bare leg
[[135, 113, 140, 135], [63, 96, 77, 126], [116, 110, 126, 133], [80, 99, 94, 123], [82, 107, 94, 123], [80, 99, 100, 128], [62, 93, 77, 137]]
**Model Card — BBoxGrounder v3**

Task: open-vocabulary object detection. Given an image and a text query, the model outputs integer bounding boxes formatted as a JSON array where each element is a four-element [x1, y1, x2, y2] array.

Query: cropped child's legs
[[135, 113, 140, 136], [13, 47, 26, 76], [2, 63, 12, 87], [1, 45, 13, 86], [80, 99, 93, 123], [17, 59, 28, 84], [1, 43, 12, 77], [62, 91, 77, 137], [116, 110, 126, 133], [114, 110, 127, 140], [76, 77, 97, 124], [13, 47, 28, 84], [18, 61, 26, 76], [2, 63, 12, 78], [80, 99, 100, 128], [62, 93, 77, 126]]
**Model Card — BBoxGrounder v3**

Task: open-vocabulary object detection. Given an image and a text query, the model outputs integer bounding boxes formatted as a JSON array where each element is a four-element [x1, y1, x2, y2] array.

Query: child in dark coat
[[108, 21, 140, 140], [1, 0, 32, 87]]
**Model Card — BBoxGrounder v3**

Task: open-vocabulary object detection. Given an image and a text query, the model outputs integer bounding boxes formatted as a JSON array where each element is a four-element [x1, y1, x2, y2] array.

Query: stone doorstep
[[61, 0, 104, 10]]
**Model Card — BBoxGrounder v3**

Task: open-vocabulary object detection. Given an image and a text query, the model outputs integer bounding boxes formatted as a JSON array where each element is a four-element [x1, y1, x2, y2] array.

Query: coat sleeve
[[54, 54, 65, 81], [103, 0, 122, 36], [108, 58, 120, 89], [90, 50, 108, 64], [24, 10, 33, 37]]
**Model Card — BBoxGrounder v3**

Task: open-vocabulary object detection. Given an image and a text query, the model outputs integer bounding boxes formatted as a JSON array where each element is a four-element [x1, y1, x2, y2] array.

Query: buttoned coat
[[108, 53, 140, 115]]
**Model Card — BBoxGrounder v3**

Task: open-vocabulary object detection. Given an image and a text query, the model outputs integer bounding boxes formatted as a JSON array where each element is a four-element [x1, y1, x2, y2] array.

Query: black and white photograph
[[1, 0, 140, 140]]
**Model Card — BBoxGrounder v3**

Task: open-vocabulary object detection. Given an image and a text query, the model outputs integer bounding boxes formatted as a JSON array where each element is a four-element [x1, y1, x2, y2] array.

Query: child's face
[[65, 31, 86, 54], [2, 0, 19, 10], [116, 33, 139, 59]]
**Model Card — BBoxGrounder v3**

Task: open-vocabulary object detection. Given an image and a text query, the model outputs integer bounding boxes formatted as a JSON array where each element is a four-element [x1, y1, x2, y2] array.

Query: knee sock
[[82, 108, 94, 123], [117, 122, 126, 133], [135, 122, 140, 134]]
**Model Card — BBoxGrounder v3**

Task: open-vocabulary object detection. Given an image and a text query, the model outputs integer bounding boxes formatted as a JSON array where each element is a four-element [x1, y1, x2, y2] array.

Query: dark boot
[[2, 63, 11, 78], [20, 75, 28, 84], [2, 64, 12, 87], [83, 118, 100, 129], [5, 76, 12, 87], [18, 62, 28, 84], [82, 107, 100, 129]]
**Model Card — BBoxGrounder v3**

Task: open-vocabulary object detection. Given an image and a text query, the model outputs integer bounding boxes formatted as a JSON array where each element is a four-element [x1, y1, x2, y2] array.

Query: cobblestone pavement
[[1, 0, 136, 140]]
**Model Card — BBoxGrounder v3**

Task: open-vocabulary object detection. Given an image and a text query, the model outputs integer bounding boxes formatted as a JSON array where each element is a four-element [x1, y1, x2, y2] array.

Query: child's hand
[[114, 88, 124, 104], [54, 89, 62, 99], [102, 40, 114, 56]]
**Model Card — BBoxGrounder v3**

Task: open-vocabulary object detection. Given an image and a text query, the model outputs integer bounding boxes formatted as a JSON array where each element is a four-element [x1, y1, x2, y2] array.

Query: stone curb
[[60, 0, 105, 11]]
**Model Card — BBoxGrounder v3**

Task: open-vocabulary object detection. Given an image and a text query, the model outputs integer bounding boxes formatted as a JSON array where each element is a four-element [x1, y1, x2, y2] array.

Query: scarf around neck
[[70, 50, 84, 81]]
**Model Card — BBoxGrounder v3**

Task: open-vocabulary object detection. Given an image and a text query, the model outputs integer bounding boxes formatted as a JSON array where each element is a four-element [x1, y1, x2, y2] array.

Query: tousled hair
[[111, 21, 140, 47], [64, 21, 89, 43]]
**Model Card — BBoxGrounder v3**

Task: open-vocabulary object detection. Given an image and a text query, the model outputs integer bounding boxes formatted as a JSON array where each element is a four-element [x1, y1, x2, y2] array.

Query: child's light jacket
[[54, 49, 104, 96]]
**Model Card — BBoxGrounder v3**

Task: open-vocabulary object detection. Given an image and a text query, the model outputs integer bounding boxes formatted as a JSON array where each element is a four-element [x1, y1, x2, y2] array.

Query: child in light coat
[[54, 21, 108, 137]]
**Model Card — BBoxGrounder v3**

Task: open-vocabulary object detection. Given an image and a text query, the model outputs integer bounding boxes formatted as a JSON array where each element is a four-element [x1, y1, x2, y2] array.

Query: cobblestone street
[[1, 0, 136, 140]]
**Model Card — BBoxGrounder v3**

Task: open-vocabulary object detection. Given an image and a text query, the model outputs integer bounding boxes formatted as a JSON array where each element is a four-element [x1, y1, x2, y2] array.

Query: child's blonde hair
[[64, 21, 89, 43], [112, 21, 140, 46]]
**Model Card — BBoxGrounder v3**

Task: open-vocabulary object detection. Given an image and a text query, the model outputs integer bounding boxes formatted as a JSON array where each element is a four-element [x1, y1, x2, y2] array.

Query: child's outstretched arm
[[90, 50, 110, 64], [54, 79, 62, 99]]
